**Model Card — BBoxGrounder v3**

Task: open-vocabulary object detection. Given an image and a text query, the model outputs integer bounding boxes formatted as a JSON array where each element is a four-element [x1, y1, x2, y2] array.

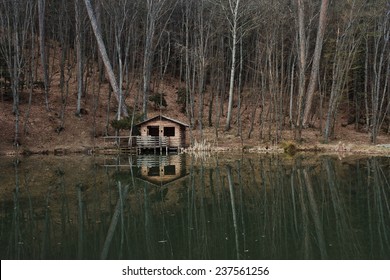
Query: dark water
[[1, 154, 389, 260]]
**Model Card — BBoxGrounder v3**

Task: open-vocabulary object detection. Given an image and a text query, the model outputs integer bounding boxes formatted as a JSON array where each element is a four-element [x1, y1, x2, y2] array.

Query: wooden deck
[[101, 135, 182, 154], [135, 136, 168, 154]]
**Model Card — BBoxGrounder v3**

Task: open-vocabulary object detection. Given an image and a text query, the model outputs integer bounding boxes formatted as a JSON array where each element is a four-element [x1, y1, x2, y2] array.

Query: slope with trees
[[0, 0, 389, 153]]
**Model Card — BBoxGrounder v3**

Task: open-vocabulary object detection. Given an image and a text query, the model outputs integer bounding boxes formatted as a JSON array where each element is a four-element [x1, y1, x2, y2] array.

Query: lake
[[0, 153, 389, 260]]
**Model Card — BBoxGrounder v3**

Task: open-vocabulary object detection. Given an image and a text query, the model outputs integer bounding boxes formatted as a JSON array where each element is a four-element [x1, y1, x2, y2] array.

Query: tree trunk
[[295, 0, 306, 141], [236, 35, 243, 139], [225, 0, 240, 131], [370, 12, 389, 144], [75, 0, 84, 116], [302, 0, 329, 127], [324, 10, 360, 142], [83, 0, 128, 117], [0, 0, 33, 144], [142, 12, 154, 120], [38, 0, 50, 111]]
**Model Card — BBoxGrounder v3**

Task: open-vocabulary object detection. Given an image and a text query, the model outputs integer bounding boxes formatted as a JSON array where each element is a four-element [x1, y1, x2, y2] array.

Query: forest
[[0, 0, 389, 152]]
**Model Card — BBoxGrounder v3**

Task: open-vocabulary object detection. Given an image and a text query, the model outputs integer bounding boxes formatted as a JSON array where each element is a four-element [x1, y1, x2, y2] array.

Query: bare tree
[[302, 0, 329, 127], [0, 0, 33, 145], [218, 0, 257, 131], [324, 1, 362, 142], [38, 0, 50, 110], [295, 0, 307, 141], [83, 0, 129, 117], [222, 0, 241, 131], [142, 0, 177, 120], [195, 0, 215, 139], [74, 0, 84, 116], [367, 5, 390, 143], [100, 0, 138, 121]]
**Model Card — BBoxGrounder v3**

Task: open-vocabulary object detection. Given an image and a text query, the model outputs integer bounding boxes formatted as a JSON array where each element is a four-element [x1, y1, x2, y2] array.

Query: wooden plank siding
[[136, 116, 189, 153]]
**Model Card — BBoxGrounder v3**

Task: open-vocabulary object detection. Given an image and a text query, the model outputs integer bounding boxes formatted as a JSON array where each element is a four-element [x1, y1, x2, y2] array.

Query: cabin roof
[[135, 115, 189, 128]]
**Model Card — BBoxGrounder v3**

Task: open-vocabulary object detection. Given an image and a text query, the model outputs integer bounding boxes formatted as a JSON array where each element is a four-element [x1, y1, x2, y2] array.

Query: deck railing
[[102, 135, 183, 153], [136, 136, 168, 148]]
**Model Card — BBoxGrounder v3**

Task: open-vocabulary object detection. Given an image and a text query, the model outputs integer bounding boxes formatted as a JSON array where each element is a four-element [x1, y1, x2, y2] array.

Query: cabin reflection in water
[[135, 154, 188, 187]]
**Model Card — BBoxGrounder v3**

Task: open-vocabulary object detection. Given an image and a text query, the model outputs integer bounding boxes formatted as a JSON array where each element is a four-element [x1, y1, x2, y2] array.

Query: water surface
[[1, 154, 389, 260]]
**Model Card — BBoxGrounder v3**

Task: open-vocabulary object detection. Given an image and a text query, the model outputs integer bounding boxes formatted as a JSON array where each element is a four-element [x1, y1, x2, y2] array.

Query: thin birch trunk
[[225, 0, 240, 131]]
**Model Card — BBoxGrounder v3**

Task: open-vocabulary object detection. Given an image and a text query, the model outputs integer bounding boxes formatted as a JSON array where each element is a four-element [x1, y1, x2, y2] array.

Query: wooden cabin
[[134, 115, 189, 153]]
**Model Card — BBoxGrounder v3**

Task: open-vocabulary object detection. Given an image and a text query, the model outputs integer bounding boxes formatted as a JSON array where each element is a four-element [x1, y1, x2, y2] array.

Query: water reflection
[[0, 154, 389, 259]]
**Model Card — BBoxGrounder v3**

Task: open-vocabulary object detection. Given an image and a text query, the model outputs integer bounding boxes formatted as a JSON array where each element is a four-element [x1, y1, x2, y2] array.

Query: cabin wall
[[139, 119, 187, 148]]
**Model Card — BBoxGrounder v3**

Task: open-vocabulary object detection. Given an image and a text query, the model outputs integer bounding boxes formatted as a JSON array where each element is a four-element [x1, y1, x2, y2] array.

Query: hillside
[[1, 0, 390, 156], [1, 67, 389, 156]]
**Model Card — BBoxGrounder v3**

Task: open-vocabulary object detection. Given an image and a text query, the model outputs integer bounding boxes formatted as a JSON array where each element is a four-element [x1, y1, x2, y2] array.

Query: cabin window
[[164, 127, 175, 137], [147, 126, 159, 136], [164, 165, 176, 175], [148, 166, 160, 177]]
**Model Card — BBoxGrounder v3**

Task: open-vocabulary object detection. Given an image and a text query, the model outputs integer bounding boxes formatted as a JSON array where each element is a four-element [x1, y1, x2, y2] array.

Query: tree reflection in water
[[0, 154, 389, 259]]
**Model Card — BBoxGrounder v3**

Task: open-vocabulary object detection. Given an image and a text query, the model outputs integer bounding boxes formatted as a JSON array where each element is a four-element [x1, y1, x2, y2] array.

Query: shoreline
[[1, 142, 389, 157]]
